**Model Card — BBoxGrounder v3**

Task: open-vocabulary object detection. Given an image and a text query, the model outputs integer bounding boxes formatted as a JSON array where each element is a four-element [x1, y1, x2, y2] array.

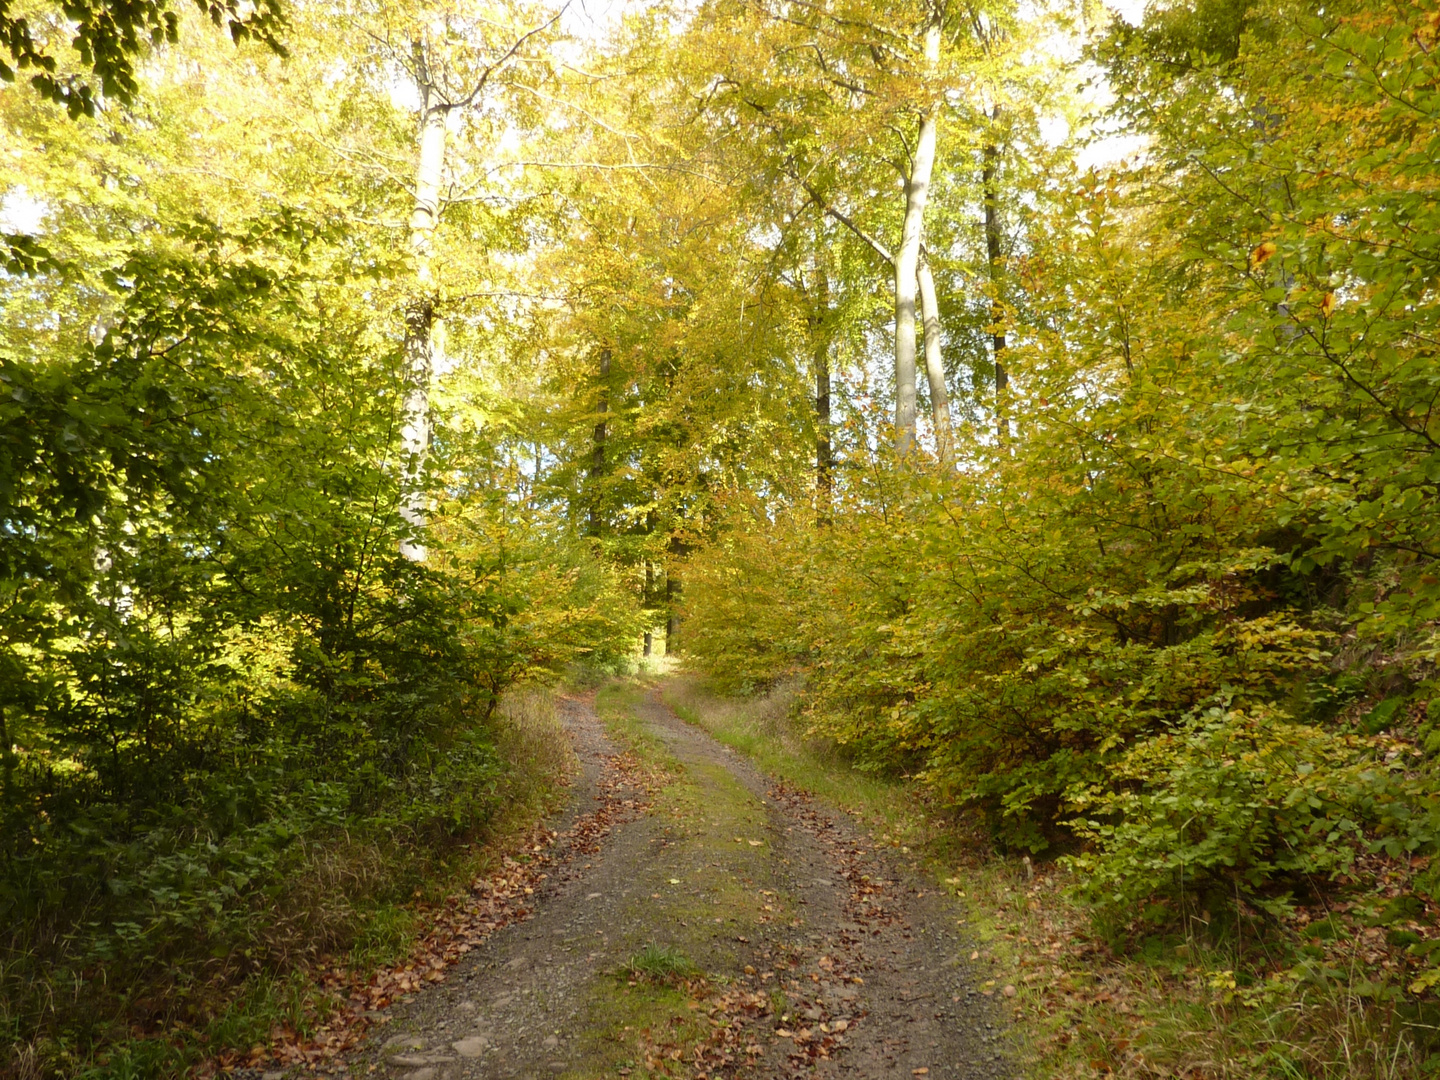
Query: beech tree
[[14, 0, 1440, 1075]]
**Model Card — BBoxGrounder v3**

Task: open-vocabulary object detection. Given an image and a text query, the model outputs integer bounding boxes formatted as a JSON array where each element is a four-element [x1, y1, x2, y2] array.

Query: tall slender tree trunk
[[812, 239, 833, 518], [643, 558, 654, 656], [400, 41, 448, 563], [917, 249, 953, 465], [982, 111, 1008, 446], [588, 346, 611, 536], [665, 572, 679, 654], [0, 703, 13, 819], [893, 155, 929, 456], [816, 338, 832, 507], [892, 19, 941, 457]]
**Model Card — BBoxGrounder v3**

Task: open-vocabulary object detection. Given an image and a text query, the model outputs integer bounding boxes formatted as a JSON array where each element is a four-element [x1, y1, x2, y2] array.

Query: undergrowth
[[3, 689, 574, 1080], [624, 944, 701, 985], [664, 673, 1440, 1079]]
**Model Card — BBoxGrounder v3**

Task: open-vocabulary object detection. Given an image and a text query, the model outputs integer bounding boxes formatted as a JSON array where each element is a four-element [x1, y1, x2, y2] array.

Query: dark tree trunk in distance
[[588, 347, 611, 536]]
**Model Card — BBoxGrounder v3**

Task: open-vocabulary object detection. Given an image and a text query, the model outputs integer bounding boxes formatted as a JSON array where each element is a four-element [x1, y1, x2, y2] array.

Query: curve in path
[[356, 687, 1012, 1080]]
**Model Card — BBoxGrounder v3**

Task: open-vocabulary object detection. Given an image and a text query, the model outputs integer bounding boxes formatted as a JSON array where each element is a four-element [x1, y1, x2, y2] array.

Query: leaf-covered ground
[[229, 681, 1010, 1080]]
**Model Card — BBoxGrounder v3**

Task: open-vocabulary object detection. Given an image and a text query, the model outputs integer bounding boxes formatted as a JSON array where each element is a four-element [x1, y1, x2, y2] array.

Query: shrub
[[1066, 705, 1383, 913]]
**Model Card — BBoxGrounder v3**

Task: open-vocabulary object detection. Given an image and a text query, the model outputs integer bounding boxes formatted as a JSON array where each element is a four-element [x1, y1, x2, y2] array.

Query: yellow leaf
[[1251, 241, 1277, 267]]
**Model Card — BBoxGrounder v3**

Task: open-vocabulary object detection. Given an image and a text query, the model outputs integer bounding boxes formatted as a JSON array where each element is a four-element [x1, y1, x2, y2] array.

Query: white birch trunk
[[399, 45, 448, 563]]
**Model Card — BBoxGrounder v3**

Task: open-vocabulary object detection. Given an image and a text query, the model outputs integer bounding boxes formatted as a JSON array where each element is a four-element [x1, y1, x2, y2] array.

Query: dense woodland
[[4, 0, 1440, 1075]]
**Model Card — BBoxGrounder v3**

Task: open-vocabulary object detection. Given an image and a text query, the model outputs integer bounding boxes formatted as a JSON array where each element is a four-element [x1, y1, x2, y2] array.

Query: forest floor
[[224, 675, 1440, 1080], [261, 681, 1013, 1080]]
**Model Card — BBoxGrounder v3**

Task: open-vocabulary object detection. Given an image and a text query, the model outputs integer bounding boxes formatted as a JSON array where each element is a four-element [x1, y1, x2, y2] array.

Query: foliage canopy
[[8, 0, 1440, 1073]]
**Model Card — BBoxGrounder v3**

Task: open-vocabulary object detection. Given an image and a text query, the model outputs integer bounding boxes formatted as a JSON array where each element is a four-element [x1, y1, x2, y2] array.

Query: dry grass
[[494, 686, 577, 803], [960, 860, 1438, 1080], [664, 673, 820, 758], [3, 1044, 40, 1080]]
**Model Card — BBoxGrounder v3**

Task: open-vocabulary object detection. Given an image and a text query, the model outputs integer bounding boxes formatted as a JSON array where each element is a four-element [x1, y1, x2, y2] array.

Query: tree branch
[[792, 170, 894, 266]]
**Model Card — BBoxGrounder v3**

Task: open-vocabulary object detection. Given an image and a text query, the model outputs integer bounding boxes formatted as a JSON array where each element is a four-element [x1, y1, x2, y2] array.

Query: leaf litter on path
[[202, 747, 663, 1077], [213, 691, 1007, 1079]]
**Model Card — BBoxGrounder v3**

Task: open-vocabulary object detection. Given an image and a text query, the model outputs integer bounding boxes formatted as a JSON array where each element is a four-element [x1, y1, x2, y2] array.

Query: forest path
[[355, 684, 1010, 1080]]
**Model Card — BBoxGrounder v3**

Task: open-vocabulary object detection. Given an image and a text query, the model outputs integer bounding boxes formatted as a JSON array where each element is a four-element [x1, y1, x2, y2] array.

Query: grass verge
[[6, 688, 576, 1080], [662, 672, 1440, 1080]]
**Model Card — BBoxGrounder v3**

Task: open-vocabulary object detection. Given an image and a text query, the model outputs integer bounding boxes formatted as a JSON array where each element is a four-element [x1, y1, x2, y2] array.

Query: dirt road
[[353, 687, 1012, 1080]]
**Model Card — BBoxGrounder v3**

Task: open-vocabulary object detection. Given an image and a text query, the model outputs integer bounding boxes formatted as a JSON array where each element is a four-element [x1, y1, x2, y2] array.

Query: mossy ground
[[555, 682, 788, 1078]]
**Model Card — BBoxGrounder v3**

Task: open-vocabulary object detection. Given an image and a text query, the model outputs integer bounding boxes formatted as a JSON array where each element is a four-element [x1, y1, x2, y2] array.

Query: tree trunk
[[399, 41, 448, 563], [643, 558, 654, 656], [812, 238, 833, 517], [588, 346, 611, 536], [982, 113, 1008, 446], [816, 337, 832, 506], [892, 19, 941, 457], [399, 303, 435, 563], [0, 691, 13, 818], [665, 572, 679, 654], [917, 249, 953, 465], [893, 162, 927, 456]]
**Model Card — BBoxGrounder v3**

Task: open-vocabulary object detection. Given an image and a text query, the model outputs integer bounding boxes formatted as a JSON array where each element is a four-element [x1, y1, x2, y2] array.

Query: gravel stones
[[345, 691, 1010, 1079], [451, 1036, 488, 1058]]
